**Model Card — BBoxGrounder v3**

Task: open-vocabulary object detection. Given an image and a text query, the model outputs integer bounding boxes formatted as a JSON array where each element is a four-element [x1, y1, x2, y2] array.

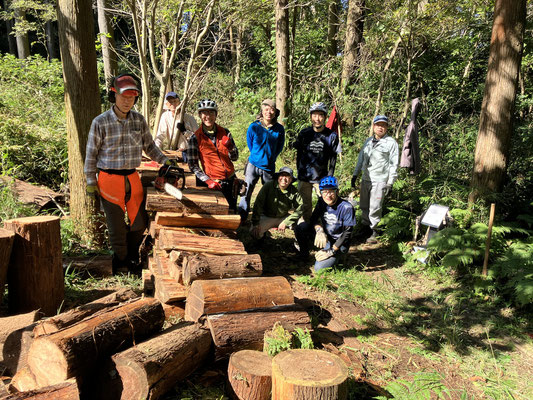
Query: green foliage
[[374, 371, 451, 400], [263, 322, 314, 357]]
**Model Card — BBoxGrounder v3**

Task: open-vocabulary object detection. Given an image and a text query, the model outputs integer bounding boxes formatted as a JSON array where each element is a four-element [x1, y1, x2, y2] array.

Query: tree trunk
[[327, 0, 339, 57], [14, 8, 30, 59], [4, 216, 63, 316], [45, 20, 58, 60], [340, 0, 365, 92], [3, 0, 17, 56], [470, 0, 527, 199], [27, 298, 165, 387], [33, 288, 139, 337], [5, 379, 79, 400], [97, 0, 118, 83], [228, 350, 272, 400], [155, 212, 241, 230], [0, 227, 15, 303], [271, 349, 348, 400], [275, 0, 290, 124], [207, 305, 310, 358], [182, 253, 262, 285], [57, 0, 103, 244], [112, 322, 212, 400], [185, 276, 294, 322], [235, 25, 243, 84]]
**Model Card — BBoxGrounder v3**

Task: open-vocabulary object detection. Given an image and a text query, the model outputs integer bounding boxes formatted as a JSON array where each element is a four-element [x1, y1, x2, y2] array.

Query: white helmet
[[197, 99, 218, 113], [309, 102, 327, 115]]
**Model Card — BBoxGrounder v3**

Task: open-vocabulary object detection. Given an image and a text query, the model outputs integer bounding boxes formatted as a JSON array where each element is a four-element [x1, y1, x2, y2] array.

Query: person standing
[[154, 91, 198, 161], [238, 99, 285, 223], [84, 73, 170, 274], [187, 99, 239, 212], [250, 166, 303, 240], [295, 176, 356, 271], [294, 102, 340, 221], [351, 115, 399, 244]]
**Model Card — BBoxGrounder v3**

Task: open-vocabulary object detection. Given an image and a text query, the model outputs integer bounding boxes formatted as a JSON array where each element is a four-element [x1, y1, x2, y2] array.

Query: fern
[[374, 371, 451, 400]]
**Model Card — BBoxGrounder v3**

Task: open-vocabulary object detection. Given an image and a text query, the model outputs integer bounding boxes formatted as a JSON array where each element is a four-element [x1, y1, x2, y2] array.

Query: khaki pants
[[250, 215, 286, 238], [298, 181, 320, 222]]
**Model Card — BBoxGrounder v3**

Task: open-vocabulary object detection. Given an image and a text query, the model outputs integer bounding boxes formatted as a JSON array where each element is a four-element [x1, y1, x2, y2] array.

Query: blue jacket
[[247, 120, 285, 174]]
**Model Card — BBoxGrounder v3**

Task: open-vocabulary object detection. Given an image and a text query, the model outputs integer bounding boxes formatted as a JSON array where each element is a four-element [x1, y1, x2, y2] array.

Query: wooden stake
[[482, 203, 496, 276]]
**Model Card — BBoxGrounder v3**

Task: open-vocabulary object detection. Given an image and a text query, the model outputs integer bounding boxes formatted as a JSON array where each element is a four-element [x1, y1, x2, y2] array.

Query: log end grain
[[228, 350, 272, 400], [27, 336, 69, 387]]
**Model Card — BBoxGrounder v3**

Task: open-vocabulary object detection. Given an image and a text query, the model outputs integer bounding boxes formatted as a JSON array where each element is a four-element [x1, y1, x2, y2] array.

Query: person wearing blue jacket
[[238, 99, 285, 222]]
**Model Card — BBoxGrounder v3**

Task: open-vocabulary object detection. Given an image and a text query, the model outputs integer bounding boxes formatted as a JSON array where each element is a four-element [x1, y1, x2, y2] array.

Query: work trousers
[[238, 163, 273, 220], [100, 176, 148, 263], [297, 181, 320, 222], [359, 180, 388, 230]]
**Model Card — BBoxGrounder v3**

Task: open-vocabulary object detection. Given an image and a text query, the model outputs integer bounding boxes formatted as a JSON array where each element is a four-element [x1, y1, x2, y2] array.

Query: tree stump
[[4, 378, 79, 400], [33, 288, 138, 337], [112, 322, 212, 400], [27, 298, 165, 387], [185, 277, 294, 322], [271, 349, 348, 400], [182, 253, 263, 285], [207, 305, 311, 359], [227, 350, 272, 400], [0, 227, 15, 304], [4, 216, 63, 315]]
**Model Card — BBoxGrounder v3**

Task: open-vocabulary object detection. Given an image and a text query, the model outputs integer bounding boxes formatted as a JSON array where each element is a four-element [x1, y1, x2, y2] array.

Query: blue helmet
[[319, 176, 338, 191]]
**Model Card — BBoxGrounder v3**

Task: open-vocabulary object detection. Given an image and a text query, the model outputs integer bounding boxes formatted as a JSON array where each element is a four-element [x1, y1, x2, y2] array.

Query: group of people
[[84, 73, 399, 274]]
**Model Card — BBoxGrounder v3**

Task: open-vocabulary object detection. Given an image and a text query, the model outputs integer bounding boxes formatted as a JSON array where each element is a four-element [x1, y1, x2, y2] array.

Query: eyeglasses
[[321, 189, 336, 196]]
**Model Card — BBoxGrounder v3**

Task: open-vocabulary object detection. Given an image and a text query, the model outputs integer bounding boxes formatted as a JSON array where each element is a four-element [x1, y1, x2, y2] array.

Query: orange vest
[[97, 170, 144, 226], [195, 125, 235, 180]]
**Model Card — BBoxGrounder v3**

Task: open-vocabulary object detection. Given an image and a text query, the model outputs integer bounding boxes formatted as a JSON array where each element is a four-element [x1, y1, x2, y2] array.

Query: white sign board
[[421, 204, 449, 229]]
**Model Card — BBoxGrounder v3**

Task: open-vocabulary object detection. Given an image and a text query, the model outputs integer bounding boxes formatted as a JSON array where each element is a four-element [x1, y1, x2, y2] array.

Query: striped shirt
[[84, 108, 168, 186]]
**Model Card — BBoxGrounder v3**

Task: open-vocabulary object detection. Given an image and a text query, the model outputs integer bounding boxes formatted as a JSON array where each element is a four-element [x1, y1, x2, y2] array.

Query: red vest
[[195, 125, 235, 180]]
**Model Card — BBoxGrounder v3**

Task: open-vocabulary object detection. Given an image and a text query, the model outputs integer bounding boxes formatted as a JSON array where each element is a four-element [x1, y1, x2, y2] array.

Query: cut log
[[27, 298, 165, 387], [162, 302, 185, 320], [10, 366, 38, 392], [146, 187, 229, 215], [3, 322, 37, 375], [142, 269, 154, 295], [156, 252, 182, 283], [206, 305, 311, 359], [185, 277, 294, 322], [155, 212, 241, 230], [33, 288, 139, 337], [182, 253, 262, 285], [154, 276, 187, 304], [4, 216, 63, 316], [158, 229, 247, 255], [112, 322, 212, 400], [63, 255, 113, 277], [149, 224, 237, 240], [228, 350, 272, 400], [4, 379, 79, 400], [271, 349, 348, 400], [0, 227, 15, 303], [0, 311, 41, 363], [0, 177, 63, 211]]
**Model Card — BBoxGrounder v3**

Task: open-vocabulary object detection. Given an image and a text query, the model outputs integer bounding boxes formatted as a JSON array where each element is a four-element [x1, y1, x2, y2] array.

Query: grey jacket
[[353, 135, 399, 185]]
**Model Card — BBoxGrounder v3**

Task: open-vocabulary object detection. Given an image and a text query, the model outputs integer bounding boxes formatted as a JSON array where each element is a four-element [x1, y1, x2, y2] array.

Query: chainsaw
[[154, 165, 186, 200]]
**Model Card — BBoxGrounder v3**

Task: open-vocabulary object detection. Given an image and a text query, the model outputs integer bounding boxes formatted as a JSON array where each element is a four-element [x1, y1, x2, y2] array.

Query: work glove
[[314, 227, 328, 248], [250, 225, 262, 239], [177, 121, 186, 132], [165, 159, 179, 167], [220, 135, 232, 148], [206, 179, 222, 190], [350, 175, 357, 189], [384, 184, 392, 197], [86, 185, 99, 198], [315, 249, 334, 262]]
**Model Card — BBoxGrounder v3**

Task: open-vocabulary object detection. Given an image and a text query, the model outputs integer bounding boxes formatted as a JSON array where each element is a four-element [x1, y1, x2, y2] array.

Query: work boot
[[353, 225, 372, 242], [366, 230, 379, 244], [112, 254, 129, 275]]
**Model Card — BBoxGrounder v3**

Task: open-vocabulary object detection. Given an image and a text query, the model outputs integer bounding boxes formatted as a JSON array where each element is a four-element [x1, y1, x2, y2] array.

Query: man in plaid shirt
[[187, 99, 239, 212], [84, 73, 170, 274]]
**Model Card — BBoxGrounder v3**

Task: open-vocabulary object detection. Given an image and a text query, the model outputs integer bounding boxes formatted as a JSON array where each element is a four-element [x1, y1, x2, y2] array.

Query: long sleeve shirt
[[154, 111, 199, 150], [251, 180, 303, 227], [310, 197, 356, 249], [353, 135, 399, 185], [294, 126, 340, 182], [246, 120, 285, 174], [84, 108, 168, 186]]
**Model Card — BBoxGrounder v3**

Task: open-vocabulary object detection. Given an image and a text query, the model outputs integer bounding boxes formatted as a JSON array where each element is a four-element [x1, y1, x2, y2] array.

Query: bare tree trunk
[[97, 0, 118, 83], [3, 0, 17, 56], [14, 8, 30, 59], [470, 0, 526, 199], [327, 0, 339, 57], [289, 6, 298, 101], [340, 0, 365, 92], [275, 0, 290, 124], [45, 20, 58, 60], [57, 0, 103, 244], [235, 24, 243, 84]]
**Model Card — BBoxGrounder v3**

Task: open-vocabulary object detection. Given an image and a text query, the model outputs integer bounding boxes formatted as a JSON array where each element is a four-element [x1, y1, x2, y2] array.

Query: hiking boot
[[366, 230, 379, 244], [112, 254, 129, 275]]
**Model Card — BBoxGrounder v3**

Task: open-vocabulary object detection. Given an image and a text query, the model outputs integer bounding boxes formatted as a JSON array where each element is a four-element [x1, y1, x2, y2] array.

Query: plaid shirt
[[187, 124, 239, 182], [85, 108, 168, 186]]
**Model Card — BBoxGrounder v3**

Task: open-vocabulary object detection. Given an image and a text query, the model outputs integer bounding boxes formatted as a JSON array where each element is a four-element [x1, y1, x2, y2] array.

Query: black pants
[[196, 176, 237, 213]]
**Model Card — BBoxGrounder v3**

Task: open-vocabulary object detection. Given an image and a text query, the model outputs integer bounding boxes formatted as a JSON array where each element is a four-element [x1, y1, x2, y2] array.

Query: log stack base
[[228, 350, 272, 400]]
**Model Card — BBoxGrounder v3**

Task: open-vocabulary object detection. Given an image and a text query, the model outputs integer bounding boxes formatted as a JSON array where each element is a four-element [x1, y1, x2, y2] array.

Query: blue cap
[[165, 91, 179, 100], [373, 115, 389, 124]]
